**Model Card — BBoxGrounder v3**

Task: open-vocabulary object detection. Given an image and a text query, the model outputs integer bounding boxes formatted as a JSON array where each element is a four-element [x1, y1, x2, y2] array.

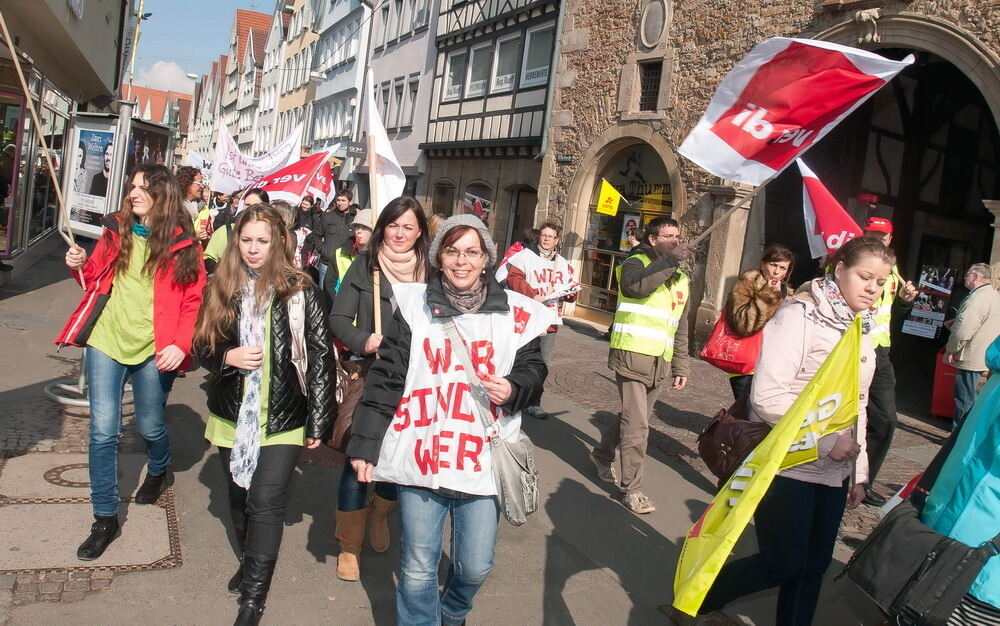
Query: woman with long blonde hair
[[195, 204, 334, 626], [57, 164, 206, 561]]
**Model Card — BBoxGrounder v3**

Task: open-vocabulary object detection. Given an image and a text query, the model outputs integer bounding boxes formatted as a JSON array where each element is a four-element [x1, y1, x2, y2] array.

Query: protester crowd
[[54, 164, 1000, 626]]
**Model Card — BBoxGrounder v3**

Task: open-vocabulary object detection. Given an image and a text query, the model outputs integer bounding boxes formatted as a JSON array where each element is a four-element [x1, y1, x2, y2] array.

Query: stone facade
[[537, 0, 1000, 336]]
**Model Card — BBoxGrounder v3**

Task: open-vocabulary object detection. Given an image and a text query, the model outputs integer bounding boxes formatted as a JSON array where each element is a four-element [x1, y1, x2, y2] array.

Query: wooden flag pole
[[689, 182, 767, 246], [368, 131, 382, 338], [0, 10, 75, 248]]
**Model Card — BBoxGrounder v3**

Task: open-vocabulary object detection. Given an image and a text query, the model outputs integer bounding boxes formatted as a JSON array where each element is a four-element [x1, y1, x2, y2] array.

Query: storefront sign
[[65, 117, 117, 239], [902, 265, 957, 339]]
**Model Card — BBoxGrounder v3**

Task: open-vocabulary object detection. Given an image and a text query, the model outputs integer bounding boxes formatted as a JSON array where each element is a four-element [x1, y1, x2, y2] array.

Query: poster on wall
[[463, 192, 491, 225], [126, 121, 172, 174], [619, 213, 640, 252], [65, 119, 117, 239], [901, 265, 956, 339]]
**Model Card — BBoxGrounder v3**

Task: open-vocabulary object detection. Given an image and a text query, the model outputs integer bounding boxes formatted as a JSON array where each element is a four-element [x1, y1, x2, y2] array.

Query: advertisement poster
[[463, 192, 491, 225], [65, 122, 117, 238], [901, 265, 956, 339], [619, 213, 640, 251], [126, 123, 171, 174]]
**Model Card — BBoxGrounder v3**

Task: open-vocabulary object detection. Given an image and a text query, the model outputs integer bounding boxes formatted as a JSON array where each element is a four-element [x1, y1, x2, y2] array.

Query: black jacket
[[198, 282, 336, 440], [328, 250, 401, 357], [307, 207, 356, 264], [346, 273, 548, 463]]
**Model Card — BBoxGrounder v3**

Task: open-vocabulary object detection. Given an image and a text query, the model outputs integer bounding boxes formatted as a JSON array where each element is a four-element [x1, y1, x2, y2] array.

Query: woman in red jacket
[[57, 164, 205, 561]]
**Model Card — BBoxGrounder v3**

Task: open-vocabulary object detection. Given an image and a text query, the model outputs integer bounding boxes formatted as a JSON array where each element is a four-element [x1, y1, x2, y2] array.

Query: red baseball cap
[[864, 217, 893, 234]]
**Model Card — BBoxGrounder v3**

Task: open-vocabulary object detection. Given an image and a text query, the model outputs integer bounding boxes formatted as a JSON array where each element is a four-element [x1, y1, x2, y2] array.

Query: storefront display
[[902, 264, 957, 339], [577, 143, 673, 321]]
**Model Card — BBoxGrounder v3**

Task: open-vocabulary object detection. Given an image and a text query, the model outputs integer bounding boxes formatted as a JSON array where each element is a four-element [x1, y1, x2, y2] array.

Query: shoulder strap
[[441, 318, 498, 436], [287, 290, 308, 394]]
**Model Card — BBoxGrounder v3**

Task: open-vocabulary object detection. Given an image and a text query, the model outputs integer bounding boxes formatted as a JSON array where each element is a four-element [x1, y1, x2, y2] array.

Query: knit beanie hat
[[428, 214, 497, 269], [351, 209, 374, 229]]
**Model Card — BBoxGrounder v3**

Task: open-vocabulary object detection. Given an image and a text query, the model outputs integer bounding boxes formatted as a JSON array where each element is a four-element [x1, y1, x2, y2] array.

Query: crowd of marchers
[[54, 165, 1000, 626]]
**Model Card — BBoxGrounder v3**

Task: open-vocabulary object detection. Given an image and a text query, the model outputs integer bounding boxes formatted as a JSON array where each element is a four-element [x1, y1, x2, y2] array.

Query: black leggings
[[700, 475, 849, 626], [219, 445, 301, 558]]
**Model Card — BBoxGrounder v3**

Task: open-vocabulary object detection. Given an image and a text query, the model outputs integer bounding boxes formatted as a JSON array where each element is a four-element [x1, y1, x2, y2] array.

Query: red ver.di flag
[[798, 159, 863, 258], [679, 38, 913, 185], [255, 152, 330, 206]]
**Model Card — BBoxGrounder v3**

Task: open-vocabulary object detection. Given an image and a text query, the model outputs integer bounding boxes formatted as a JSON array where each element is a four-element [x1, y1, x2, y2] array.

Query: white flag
[[210, 122, 302, 194], [364, 69, 406, 215]]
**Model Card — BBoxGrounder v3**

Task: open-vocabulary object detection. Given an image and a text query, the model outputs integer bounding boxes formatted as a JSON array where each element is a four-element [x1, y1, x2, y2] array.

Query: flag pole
[[0, 10, 75, 249], [689, 181, 769, 246]]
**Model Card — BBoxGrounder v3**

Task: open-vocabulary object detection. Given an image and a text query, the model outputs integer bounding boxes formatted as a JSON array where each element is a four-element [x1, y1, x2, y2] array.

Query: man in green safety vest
[[591, 217, 695, 515], [860, 216, 917, 506]]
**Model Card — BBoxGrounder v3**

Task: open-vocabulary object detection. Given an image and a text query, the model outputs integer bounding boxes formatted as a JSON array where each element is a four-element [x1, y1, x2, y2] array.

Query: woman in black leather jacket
[[194, 204, 334, 626]]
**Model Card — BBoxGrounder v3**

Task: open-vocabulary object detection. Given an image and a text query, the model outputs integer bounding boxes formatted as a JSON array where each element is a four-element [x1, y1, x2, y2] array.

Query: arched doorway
[[575, 142, 674, 322], [761, 40, 1000, 416]]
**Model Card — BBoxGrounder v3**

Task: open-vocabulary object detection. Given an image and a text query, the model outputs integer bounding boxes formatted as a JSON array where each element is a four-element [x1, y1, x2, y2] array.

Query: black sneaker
[[862, 488, 887, 507], [77, 515, 120, 560], [134, 471, 173, 504]]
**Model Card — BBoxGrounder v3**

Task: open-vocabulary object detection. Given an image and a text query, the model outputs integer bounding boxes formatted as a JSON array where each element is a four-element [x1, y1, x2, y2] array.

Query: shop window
[[521, 24, 554, 88], [491, 35, 520, 92], [433, 180, 456, 214], [444, 51, 468, 101], [466, 43, 492, 98]]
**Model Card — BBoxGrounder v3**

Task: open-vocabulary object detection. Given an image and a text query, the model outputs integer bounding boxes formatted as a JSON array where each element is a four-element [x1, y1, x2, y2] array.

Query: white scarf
[[230, 276, 271, 489]]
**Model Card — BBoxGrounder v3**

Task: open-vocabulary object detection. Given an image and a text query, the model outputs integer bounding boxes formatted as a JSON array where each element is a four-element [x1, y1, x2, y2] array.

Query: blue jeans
[[396, 486, 500, 625], [953, 369, 982, 429], [337, 463, 397, 512], [86, 346, 176, 517], [317, 262, 328, 289]]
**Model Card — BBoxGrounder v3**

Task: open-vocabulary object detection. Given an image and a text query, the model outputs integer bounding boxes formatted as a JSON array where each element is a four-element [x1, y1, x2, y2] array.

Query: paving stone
[[68, 571, 90, 580], [63, 579, 89, 592], [14, 574, 38, 584], [39, 593, 61, 602], [11, 593, 37, 605], [0, 574, 15, 590], [12, 582, 37, 594], [38, 582, 62, 594], [60, 590, 86, 602], [89, 578, 111, 590], [41, 571, 68, 582]]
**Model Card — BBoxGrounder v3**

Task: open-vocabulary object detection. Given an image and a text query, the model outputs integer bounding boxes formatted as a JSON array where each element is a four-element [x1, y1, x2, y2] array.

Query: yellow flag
[[672, 316, 862, 616], [596, 179, 624, 216]]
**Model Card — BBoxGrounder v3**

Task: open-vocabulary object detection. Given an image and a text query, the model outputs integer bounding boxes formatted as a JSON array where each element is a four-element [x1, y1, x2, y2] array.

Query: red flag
[[255, 152, 330, 206], [679, 38, 912, 185], [307, 160, 333, 206], [797, 160, 863, 258]]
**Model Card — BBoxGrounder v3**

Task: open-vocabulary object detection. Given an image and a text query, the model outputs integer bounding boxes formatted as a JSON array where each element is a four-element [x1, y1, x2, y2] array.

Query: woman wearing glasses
[[495, 218, 577, 419], [347, 214, 553, 625], [328, 196, 430, 581]]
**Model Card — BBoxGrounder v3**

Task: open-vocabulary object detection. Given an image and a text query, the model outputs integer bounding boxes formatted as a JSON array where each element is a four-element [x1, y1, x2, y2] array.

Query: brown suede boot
[[367, 494, 397, 553], [335, 509, 367, 581]]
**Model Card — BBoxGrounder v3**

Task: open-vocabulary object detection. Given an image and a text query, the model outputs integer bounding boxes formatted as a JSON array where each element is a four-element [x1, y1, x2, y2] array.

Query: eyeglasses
[[539, 234, 559, 240], [442, 248, 484, 260]]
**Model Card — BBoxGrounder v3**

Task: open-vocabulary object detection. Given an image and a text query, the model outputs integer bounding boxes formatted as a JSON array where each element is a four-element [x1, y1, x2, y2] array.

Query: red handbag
[[699, 309, 763, 375]]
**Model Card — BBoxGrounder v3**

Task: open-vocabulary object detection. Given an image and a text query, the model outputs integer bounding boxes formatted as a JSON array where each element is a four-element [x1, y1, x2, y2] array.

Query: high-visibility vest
[[609, 254, 689, 361], [333, 247, 355, 294], [870, 265, 900, 348]]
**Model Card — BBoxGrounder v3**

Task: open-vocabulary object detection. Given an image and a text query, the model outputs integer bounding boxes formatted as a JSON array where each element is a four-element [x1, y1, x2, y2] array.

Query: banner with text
[[210, 122, 302, 194]]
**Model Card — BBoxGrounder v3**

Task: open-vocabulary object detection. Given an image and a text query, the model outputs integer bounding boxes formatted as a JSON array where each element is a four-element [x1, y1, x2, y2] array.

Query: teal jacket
[[922, 335, 1000, 608]]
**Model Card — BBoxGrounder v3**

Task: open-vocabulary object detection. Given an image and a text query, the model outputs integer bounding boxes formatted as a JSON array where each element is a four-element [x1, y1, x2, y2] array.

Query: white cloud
[[134, 61, 195, 93]]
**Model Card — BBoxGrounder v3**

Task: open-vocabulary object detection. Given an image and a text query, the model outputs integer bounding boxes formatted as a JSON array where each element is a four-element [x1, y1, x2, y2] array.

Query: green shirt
[[87, 234, 156, 365], [204, 307, 306, 448], [203, 224, 230, 262]]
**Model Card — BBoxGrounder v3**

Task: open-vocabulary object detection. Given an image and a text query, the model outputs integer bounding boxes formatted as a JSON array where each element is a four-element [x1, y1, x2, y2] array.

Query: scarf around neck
[[819, 275, 876, 334], [442, 275, 487, 314], [230, 275, 272, 489], [537, 245, 557, 261], [378, 245, 425, 284]]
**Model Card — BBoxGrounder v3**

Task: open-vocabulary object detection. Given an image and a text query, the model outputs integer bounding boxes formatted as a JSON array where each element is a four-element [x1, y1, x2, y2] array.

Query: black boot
[[77, 514, 120, 560], [234, 553, 276, 626], [227, 515, 248, 594], [134, 471, 173, 504]]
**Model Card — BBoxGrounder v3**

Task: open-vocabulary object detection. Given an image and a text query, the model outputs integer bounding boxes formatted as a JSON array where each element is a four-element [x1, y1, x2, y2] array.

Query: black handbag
[[840, 499, 1000, 625]]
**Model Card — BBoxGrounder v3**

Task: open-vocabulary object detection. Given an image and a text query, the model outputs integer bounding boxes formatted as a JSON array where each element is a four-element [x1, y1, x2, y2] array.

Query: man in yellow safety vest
[[592, 217, 695, 515], [861, 216, 917, 506]]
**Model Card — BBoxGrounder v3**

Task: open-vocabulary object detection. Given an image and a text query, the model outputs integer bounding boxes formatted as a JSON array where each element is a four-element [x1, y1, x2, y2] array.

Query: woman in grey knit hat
[[347, 214, 554, 625]]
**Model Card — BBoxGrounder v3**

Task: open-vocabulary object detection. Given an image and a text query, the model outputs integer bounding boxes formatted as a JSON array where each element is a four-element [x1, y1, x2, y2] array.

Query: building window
[[379, 6, 390, 46], [521, 24, 554, 88], [444, 51, 468, 101], [381, 83, 391, 126], [638, 61, 662, 111], [491, 35, 519, 92], [466, 44, 492, 98], [407, 78, 419, 125], [393, 80, 405, 128]]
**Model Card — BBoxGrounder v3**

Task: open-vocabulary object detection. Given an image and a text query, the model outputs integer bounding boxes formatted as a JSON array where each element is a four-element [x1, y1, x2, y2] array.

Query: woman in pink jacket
[[696, 237, 891, 626]]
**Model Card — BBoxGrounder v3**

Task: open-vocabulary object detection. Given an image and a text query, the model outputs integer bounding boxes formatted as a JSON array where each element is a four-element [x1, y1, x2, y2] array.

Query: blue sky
[[132, 0, 272, 93]]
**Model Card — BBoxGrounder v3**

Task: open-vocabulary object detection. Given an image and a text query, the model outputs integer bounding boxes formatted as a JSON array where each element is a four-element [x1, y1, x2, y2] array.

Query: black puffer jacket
[[346, 273, 547, 463], [328, 250, 401, 357], [198, 281, 336, 440]]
